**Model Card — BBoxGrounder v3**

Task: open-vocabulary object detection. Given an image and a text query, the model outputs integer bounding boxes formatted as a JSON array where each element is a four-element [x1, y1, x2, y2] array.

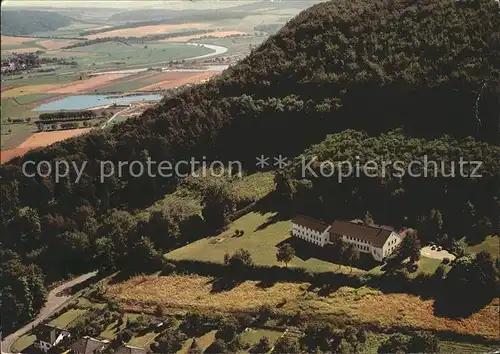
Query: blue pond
[[34, 94, 163, 111]]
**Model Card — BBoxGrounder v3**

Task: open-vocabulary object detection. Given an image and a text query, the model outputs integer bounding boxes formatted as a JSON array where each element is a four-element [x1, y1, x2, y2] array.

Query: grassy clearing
[[466, 235, 499, 257], [240, 328, 283, 347], [128, 331, 160, 348], [231, 172, 275, 203], [99, 313, 140, 340], [439, 340, 499, 353], [415, 256, 442, 274], [105, 115, 131, 128], [144, 172, 275, 225], [10, 333, 36, 353], [48, 308, 87, 328], [105, 274, 500, 340], [75, 297, 107, 309], [167, 211, 359, 274], [177, 330, 218, 354]]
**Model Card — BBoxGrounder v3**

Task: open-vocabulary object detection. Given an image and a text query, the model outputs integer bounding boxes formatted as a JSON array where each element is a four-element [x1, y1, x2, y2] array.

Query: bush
[[251, 336, 271, 354], [162, 262, 177, 275]]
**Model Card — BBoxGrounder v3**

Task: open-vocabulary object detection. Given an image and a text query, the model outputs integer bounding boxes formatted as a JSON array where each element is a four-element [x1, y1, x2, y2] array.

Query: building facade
[[292, 216, 404, 262], [36, 325, 70, 353]]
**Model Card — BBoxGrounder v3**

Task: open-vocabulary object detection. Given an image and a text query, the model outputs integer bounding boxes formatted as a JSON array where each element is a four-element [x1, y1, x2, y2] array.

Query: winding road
[[1, 271, 98, 354]]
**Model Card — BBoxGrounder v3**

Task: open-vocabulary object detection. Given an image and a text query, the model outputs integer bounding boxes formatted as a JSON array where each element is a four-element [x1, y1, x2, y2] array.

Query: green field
[[178, 330, 218, 354], [439, 340, 500, 353], [466, 235, 499, 257], [44, 41, 213, 71], [94, 77, 154, 93], [13, 93, 58, 105], [10, 333, 36, 353], [100, 313, 140, 339], [166, 211, 362, 273], [2, 72, 80, 87], [240, 328, 283, 348], [1, 122, 36, 150], [1, 39, 46, 52], [48, 308, 87, 328], [128, 331, 160, 348], [1, 97, 39, 120]]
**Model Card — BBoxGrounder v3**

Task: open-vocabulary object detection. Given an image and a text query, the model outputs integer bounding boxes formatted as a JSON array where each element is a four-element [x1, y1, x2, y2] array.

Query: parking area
[[420, 246, 456, 260]]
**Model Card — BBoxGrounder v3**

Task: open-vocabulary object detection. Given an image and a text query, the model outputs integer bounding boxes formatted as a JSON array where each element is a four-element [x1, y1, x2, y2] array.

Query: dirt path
[[0, 271, 98, 354], [100, 106, 133, 129]]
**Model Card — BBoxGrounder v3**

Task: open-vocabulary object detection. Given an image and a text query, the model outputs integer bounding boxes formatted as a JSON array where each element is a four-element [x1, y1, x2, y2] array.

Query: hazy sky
[[2, 0, 260, 9]]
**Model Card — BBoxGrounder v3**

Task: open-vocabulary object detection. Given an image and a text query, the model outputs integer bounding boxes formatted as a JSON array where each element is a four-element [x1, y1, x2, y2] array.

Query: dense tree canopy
[[1, 0, 499, 333]]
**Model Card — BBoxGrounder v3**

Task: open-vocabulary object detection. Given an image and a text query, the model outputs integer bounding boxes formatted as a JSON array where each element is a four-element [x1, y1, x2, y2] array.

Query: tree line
[[38, 110, 96, 122]]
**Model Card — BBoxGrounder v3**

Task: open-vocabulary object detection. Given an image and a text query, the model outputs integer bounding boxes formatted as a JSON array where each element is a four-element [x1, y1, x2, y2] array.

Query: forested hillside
[[1, 0, 499, 334], [277, 130, 499, 243], [1, 10, 72, 35]]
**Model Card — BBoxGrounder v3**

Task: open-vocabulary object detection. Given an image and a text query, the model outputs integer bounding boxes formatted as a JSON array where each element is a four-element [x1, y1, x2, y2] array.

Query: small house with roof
[[35, 324, 70, 352], [69, 336, 109, 354]]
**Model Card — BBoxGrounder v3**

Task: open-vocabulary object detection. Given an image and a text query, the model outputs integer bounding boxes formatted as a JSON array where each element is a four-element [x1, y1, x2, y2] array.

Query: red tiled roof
[[291, 215, 329, 232]]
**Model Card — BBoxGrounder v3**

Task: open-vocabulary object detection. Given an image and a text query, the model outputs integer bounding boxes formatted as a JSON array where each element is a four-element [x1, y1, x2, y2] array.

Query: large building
[[291, 215, 405, 261]]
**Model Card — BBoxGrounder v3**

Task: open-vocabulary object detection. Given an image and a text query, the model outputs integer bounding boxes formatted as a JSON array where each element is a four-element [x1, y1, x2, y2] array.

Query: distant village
[[1, 52, 41, 74]]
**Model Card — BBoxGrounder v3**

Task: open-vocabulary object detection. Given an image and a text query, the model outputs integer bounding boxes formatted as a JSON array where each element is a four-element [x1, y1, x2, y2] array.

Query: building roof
[[70, 336, 109, 354], [291, 215, 330, 232], [114, 345, 148, 354], [330, 220, 394, 248], [37, 324, 69, 344]]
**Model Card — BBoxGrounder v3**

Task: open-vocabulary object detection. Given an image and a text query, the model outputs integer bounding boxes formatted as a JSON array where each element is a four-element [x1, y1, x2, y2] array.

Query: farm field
[[13, 93, 59, 105], [86, 23, 210, 39], [3, 47, 44, 54], [1, 35, 38, 46], [105, 274, 500, 339], [1, 73, 81, 88], [18, 128, 92, 149], [162, 30, 249, 42], [166, 211, 363, 274], [37, 39, 81, 50], [137, 71, 220, 91], [37, 42, 211, 71], [0, 146, 33, 163], [2, 73, 139, 97]]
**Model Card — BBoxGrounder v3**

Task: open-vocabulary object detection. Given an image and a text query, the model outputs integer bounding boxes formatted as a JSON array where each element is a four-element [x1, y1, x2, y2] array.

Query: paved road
[[1, 271, 98, 354]]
